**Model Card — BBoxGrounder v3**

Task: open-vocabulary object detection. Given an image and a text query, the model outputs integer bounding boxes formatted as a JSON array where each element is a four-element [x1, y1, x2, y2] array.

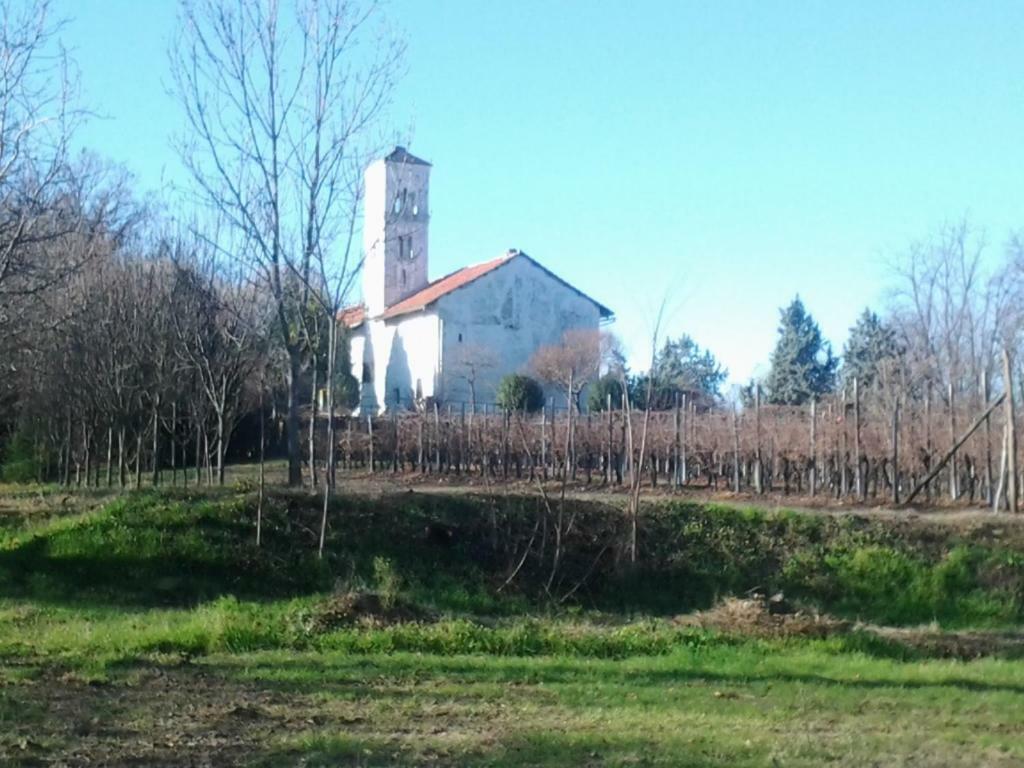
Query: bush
[[495, 374, 545, 413], [0, 430, 42, 484], [587, 374, 624, 412]]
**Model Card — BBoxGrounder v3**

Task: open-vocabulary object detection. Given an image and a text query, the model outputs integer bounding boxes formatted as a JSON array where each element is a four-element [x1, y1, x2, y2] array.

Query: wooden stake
[[854, 377, 863, 501], [809, 399, 817, 496], [891, 398, 900, 504], [1003, 348, 1018, 513]]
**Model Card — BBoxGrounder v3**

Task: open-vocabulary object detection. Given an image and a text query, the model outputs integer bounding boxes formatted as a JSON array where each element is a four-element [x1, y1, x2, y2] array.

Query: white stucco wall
[[351, 311, 441, 413], [436, 255, 603, 407]]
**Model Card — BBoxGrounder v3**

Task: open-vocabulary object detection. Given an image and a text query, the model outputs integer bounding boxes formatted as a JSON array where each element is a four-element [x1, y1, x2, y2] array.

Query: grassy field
[[2, 481, 1024, 766]]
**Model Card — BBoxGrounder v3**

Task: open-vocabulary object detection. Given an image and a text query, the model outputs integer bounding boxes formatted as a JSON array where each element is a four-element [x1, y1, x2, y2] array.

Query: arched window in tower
[[408, 236, 415, 261], [398, 236, 406, 261], [400, 268, 406, 287], [409, 192, 417, 218]]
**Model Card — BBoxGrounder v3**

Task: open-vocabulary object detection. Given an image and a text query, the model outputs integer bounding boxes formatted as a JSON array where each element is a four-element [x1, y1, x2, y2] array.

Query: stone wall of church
[[437, 256, 603, 407]]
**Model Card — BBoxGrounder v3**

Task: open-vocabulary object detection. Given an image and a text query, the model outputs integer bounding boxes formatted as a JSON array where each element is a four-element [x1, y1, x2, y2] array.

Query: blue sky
[[61, 1, 1024, 383]]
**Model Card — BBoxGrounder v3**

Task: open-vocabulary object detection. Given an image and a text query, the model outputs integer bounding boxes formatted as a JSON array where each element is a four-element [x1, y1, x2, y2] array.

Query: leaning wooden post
[[904, 391, 1005, 505], [994, 423, 1009, 512], [891, 397, 900, 504], [1003, 348, 1018, 513]]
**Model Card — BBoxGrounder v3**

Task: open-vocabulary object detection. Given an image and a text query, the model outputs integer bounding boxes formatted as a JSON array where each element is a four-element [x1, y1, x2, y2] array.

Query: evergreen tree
[[764, 296, 838, 404], [588, 374, 626, 411], [496, 374, 545, 413], [634, 334, 726, 409], [841, 308, 901, 390]]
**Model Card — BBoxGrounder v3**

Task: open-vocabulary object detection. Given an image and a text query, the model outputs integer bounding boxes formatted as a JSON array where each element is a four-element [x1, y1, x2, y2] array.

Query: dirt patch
[[868, 625, 1024, 660], [675, 595, 1024, 660], [674, 595, 849, 639], [0, 664, 295, 767]]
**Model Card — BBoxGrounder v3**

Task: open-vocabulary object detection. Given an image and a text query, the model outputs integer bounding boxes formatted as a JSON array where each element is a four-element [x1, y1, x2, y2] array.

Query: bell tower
[[362, 146, 431, 316]]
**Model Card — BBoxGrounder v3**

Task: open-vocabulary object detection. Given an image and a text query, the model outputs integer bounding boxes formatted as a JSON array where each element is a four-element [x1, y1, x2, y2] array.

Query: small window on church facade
[[409, 192, 417, 217], [398, 237, 406, 261], [362, 363, 373, 383], [400, 268, 406, 287]]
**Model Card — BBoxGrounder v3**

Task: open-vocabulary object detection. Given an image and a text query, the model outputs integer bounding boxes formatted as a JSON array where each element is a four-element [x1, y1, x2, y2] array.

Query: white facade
[[346, 147, 611, 413], [437, 256, 603, 405]]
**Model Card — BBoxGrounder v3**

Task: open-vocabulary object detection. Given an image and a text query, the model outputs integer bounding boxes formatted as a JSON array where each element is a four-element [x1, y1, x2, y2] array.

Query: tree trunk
[[106, 426, 114, 488], [319, 318, 339, 558], [151, 400, 160, 488], [257, 379, 265, 547], [286, 348, 303, 486], [308, 360, 318, 489], [134, 431, 143, 489]]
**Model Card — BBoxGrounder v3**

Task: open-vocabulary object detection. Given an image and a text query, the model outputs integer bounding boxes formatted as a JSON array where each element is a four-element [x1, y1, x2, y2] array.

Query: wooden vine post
[[891, 397, 900, 504], [982, 369, 993, 505], [948, 382, 958, 500], [809, 399, 817, 496], [1003, 348, 1018, 513], [732, 405, 741, 493], [754, 384, 763, 494], [854, 376, 863, 501]]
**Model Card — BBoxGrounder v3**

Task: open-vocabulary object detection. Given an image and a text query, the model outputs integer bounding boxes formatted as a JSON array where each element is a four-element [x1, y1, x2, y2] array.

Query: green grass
[[232, 646, 1024, 767], [2, 484, 1024, 765], [3, 642, 1023, 766]]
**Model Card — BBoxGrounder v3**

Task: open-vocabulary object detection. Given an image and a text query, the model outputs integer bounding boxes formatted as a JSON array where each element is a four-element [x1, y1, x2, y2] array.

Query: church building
[[341, 147, 613, 413]]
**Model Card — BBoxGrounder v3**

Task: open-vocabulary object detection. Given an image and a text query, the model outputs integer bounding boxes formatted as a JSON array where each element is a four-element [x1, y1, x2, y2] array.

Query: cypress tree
[[841, 308, 901, 390], [764, 296, 838, 405]]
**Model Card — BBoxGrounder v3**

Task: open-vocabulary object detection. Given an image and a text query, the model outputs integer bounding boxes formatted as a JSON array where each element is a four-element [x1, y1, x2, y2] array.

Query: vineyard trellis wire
[[323, 375, 1020, 509]]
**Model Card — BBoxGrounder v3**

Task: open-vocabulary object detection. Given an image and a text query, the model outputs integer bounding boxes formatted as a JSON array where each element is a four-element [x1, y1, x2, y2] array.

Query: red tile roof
[[380, 252, 514, 320], [338, 304, 366, 329], [341, 251, 613, 326]]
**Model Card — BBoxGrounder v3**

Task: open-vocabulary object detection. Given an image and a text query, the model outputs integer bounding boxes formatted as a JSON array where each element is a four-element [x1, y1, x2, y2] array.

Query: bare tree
[[170, 0, 403, 486]]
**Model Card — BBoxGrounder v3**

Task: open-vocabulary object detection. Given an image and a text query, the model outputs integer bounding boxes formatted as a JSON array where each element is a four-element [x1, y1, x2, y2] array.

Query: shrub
[[495, 374, 545, 413], [0, 430, 43, 484], [373, 557, 403, 609], [587, 374, 624, 412]]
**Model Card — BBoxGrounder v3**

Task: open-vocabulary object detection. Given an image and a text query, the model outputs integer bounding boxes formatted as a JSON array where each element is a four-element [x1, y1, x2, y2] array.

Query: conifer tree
[[841, 308, 901, 390], [764, 297, 838, 404]]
